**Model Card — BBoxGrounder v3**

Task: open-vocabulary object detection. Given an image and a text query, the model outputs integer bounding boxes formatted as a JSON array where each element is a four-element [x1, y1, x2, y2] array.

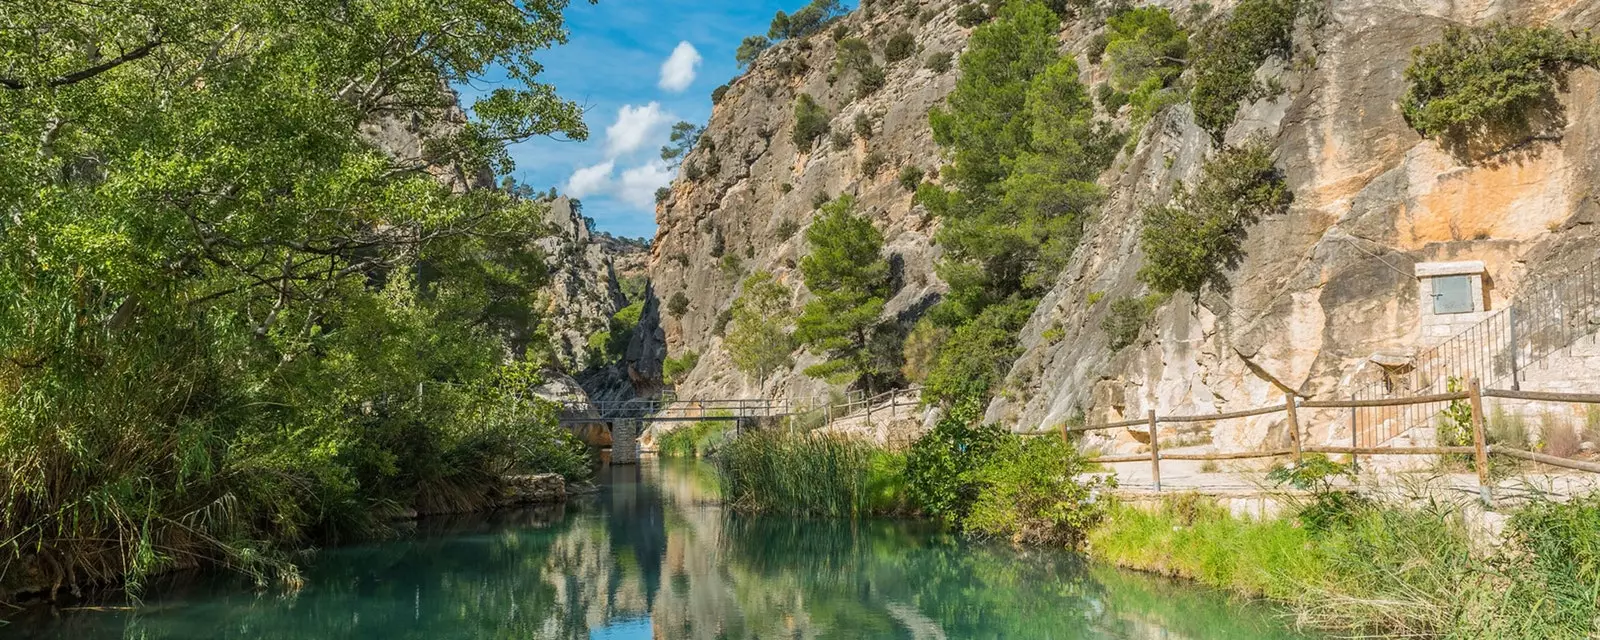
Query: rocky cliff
[[648, 1, 968, 399], [650, 0, 1600, 453], [991, 0, 1600, 453]]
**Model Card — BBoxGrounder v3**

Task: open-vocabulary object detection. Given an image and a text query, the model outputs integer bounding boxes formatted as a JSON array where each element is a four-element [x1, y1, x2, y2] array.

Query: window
[[1432, 275, 1474, 314]]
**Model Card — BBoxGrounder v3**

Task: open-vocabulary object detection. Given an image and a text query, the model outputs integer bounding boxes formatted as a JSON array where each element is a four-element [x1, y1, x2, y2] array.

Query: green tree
[[735, 35, 773, 68], [0, 0, 591, 591], [1189, 0, 1303, 141], [725, 272, 796, 385], [660, 121, 704, 167], [795, 195, 890, 389], [1104, 7, 1189, 92], [1138, 138, 1290, 294], [1402, 23, 1599, 154], [792, 93, 831, 148]]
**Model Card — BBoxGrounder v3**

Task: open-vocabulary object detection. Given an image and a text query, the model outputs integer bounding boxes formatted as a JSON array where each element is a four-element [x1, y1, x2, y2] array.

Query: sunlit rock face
[[644, 2, 967, 400], [992, 0, 1600, 455], [648, 0, 1600, 455]]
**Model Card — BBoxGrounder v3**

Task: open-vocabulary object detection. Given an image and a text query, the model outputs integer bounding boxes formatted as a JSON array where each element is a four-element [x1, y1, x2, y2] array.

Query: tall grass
[[656, 415, 732, 458], [1089, 493, 1600, 638], [716, 430, 906, 517]]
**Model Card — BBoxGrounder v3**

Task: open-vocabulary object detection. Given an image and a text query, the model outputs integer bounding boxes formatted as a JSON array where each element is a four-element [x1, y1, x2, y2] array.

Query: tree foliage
[[725, 272, 796, 386], [795, 195, 891, 389], [0, 0, 595, 594], [1138, 139, 1290, 294], [1188, 0, 1303, 141], [1401, 23, 1599, 151], [919, 0, 1120, 406], [769, 0, 847, 41], [1103, 7, 1189, 124], [792, 93, 832, 148], [736, 35, 773, 69], [660, 121, 704, 167]]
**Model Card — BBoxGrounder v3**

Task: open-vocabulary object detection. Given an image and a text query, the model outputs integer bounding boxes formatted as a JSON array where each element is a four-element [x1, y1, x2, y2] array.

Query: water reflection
[[4, 459, 1313, 639]]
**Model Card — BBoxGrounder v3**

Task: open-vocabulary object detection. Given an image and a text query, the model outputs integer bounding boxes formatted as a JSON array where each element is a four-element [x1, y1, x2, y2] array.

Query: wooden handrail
[[1481, 388, 1600, 404]]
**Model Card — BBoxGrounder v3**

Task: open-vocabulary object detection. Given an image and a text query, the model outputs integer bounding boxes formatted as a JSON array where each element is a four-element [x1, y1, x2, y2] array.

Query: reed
[[716, 430, 903, 517]]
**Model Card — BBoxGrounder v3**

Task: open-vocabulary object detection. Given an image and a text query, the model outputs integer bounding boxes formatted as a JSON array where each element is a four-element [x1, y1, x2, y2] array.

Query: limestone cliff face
[[536, 197, 634, 373], [650, 0, 1600, 450], [648, 1, 968, 399], [991, 0, 1600, 453]]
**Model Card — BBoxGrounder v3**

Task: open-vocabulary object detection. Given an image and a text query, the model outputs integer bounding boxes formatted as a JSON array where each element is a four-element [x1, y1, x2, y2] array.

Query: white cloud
[[564, 160, 616, 198], [658, 42, 702, 93], [604, 102, 672, 158], [616, 161, 676, 208]]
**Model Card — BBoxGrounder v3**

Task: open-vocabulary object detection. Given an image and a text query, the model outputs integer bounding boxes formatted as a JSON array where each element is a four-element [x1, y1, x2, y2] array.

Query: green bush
[[792, 93, 831, 148], [966, 435, 1112, 547], [925, 50, 954, 73], [1103, 7, 1188, 94], [666, 290, 691, 316], [656, 417, 731, 458], [1138, 138, 1289, 294], [885, 31, 917, 63], [955, 2, 990, 27], [922, 299, 1031, 407], [854, 112, 875, 138], [897, 165, 925, 191], [856, 64, 887, 98], [1188, 0, 1303, 141], [712, 84, 730, 104], [1401, 23, 1599, 154], [662, 350, 700, 385], [1101, 294, 1162, 351], [861, 150, 888, 177], [904, 400, 1008, 526]]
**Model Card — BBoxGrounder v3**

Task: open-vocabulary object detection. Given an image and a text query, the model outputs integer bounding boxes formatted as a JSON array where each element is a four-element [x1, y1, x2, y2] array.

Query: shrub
[[1086, 32, 1110, 65], [900, 318, 948, 384], [1538, 413, 1581, 458], [779, 182, 794, 194], [1189, 0, 1303, 141], [955, 2, 990, 27], [775, 218, 800, 240], [897, 165, 925, 191], [1401, 23, 1600, 155], [792, 93, 831, 148], [735, 35, 772, 69], [1095, 82, 1129, 112], [711, 84, 730, 104], [885, 31, 917, 63], [656, 417, 730, 458], [905, 400, 1008, 526], [922, 299, 1031, 407], [666, 291, 690, 316], [719, 253, 742, 277], [854, 112, 875, 138], [965, 435, 1113, 547], [861, 150, 888, 177], [1266, 454, 1367, 532], [856, 63, 887, 98], [1138, 138, 1289, 294], [925, 50, 954, 73], [654, 186, 670, 204], [1104, 7, 1188, 94], [1101, 294, 1161, 351], [662, 350, 700, 385], [830, 130, 852, 150]]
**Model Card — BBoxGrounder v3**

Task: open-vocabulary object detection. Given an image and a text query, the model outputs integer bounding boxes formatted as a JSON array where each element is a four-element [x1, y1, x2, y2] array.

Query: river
[[3, 459, 1317, 639]]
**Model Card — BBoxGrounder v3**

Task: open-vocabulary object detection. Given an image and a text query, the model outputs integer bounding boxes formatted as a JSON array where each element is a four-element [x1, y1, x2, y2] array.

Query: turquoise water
[[4, 459, 1316, 639]]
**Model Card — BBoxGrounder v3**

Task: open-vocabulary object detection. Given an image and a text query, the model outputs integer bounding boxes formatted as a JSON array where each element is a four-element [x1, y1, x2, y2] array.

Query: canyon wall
[[649, 0, 1600, 452]]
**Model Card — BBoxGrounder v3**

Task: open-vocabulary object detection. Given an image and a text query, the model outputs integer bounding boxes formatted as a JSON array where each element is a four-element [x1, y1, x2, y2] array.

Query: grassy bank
[[1089, 493, 1600, 638], [717, 430, 909, 517]]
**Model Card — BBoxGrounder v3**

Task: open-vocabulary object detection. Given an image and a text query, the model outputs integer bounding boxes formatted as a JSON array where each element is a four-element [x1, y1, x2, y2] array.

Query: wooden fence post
[[1468, 377, 1493, 505], [1285, 392, 1303, 465], [1148, 410, 1162, 492]]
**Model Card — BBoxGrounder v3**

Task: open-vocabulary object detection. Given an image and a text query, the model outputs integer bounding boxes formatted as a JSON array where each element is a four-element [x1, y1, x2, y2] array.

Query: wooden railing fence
[[1034, 378, 1600, 500]]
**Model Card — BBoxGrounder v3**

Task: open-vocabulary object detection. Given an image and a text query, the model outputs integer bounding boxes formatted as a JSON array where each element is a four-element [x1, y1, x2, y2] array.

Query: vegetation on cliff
[[918, 0, 1120, 406], [796, 195, 896, 390], [0, 0, 593, 597], [1402, 22, 1600, 157]]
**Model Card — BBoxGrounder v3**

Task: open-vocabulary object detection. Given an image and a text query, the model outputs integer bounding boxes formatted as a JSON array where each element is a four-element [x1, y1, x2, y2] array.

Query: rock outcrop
[[989, 0, 1600, 454], [649, 0, 1600, 456], [535, 196, 634, 373], [646, 1, 968, 399]]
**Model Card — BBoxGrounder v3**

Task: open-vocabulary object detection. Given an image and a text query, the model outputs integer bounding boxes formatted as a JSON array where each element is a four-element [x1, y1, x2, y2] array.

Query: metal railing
[[559, 387, 921, 425], [1351, 256, 1600, 447]]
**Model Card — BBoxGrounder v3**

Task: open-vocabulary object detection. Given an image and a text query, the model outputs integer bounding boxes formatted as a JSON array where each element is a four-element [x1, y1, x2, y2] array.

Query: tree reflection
[[9, 461, 1310, 640]]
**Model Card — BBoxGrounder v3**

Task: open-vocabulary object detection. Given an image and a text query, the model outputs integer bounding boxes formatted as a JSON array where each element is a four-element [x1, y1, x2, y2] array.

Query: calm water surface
[[5, 459, 1317, 639]]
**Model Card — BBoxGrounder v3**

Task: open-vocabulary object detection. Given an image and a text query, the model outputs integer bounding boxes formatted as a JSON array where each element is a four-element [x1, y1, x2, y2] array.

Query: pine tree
[[725, 271, 795, 386], [795, 195, 890, 389]]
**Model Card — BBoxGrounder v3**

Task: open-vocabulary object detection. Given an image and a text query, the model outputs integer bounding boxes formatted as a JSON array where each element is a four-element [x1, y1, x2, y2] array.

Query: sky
[[455, 1, 850, 240]]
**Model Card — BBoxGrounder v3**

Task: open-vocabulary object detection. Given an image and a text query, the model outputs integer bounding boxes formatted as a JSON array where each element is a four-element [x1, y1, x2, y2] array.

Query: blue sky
[[456, 1, 852, 240]]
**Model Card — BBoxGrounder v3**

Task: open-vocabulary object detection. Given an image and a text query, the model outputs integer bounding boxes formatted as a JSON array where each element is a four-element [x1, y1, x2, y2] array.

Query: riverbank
[[710, 421, 1600, 639], [3, 459, 1319, 639]]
